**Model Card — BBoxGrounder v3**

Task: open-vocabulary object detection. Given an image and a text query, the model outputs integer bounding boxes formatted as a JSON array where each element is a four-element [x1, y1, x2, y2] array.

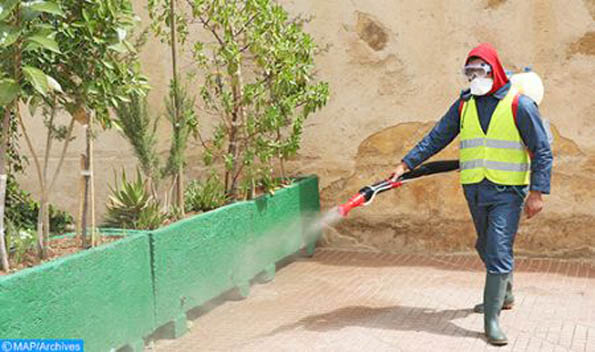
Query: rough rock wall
[[15, 0, 595, 257], [281, 0, 595, 258]]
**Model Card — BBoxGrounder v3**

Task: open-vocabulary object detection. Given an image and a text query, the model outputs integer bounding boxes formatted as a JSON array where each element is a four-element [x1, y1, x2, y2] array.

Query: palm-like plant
[[105, 169, 164, 230]]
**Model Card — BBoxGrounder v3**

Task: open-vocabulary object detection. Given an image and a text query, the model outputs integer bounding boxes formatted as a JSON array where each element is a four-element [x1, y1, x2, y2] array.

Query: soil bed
[[1, 235, 123, 276]]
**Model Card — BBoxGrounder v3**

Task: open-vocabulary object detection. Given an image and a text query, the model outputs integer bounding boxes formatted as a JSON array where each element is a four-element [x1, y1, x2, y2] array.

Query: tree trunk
[[177, 165, 184, 213], [80, 124, 91, 249], [36, 197, 45, 258], [227, 57, 246, 199], [0, 108, 11, 271], [90, 120, 96, 247], [169, 0, 185, 215], [277, 128, 287, 183], [0, 174, 8, 272], [16, 103, 47, 258], [38, 104, 56, 259], [42, 200, 49, 252], [43, 115, 75, 248], [76, 155, 84, 241], [280, 157, 287, 184]]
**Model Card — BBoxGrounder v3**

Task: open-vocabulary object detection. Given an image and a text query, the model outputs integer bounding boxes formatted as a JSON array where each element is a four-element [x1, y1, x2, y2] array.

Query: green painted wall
[[0, 176, 321, 349], [152, 176, 321, 328], [0, 233, 155, 352], [151, 201, 255, 327], [297, 176, 323, 250]]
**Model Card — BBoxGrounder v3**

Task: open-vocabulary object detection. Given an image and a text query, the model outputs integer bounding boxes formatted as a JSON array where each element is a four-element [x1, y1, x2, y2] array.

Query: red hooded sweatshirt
[[465, 43, 509, 96]]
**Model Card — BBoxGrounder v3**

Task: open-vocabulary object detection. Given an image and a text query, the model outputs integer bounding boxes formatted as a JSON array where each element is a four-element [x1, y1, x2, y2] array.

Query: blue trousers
[[463, 179, 528, 274]]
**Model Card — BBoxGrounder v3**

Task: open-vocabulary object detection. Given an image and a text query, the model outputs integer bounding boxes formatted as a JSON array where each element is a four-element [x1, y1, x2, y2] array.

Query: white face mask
[[469, 77, 493, 96]]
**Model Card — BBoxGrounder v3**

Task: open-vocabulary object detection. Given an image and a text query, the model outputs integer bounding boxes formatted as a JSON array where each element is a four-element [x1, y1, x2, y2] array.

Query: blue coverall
[[402, 82, 553, 274]]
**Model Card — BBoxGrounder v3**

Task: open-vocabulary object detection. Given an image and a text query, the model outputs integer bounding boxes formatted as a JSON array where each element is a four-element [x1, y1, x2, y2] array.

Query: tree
[[189, 0, 329, 199], [1, 0, 149, 261], [45, 0, 149, 248], [0, 0, 67, 268], [148, 0, 194, 215], [113, 93, 160, 196]]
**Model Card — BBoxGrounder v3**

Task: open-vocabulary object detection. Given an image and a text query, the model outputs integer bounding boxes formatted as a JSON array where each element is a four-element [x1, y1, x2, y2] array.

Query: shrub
[[5, 175, 73, 236], [5, 228, 36, 264], [104, 170, 164, 230], [184, 174, 227, 213], [189, 0, 329, 199], [4, 176, 73, 264]]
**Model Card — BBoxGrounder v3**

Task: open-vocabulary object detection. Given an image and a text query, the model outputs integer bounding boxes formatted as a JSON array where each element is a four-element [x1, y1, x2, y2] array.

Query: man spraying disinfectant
[[388, 43, 553, 345], [336, 43, 552, 345]]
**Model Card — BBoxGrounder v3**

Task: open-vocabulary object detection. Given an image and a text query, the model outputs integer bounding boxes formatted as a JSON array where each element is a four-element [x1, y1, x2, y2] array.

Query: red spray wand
[[337, 160, 460, 217]]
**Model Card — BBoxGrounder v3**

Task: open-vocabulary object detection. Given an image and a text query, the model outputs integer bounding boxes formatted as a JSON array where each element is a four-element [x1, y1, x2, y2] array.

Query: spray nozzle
[[335, 160, 461, 218], [337, 177, 403, 217]]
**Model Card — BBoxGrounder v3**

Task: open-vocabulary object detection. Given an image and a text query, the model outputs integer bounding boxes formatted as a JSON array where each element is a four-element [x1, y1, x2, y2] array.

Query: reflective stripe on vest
[[460, 159, 530, 172], [460, 138, 525, 150], [459, 89, 530, 185]]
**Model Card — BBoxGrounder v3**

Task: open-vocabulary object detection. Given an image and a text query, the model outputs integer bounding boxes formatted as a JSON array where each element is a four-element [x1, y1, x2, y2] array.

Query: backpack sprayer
[[337, 160, 460, 217], [336, 70, 548, 217]]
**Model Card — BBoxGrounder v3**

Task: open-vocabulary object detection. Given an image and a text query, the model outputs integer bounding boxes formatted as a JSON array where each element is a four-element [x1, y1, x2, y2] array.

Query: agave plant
[[105, 169, 164, 230]]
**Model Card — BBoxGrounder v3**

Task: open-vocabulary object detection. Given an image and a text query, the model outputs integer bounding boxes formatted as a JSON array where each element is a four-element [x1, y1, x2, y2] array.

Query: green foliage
[[104, 169, 164, 230], [147, 0, 190, 46], [1, 106, 26, 174], [0, 0, 66, 107], [189, 0, 329, 198], [0, 0, 149, 118], [5, 176, 38, 232], [4, 227, 35, 264], [136, 201, 164, 230], [4, 175, 73, 239], [47, 0, 150, 123], [147, 0, 195, 213], [184, 174, 227, 213], [0, 79, 19, 105], [114, 93, 160, 181], [165, 205, 183, 222], [47, 205, 72, 234], [0, 0, 149, 261], [162, 79, 197, 178]]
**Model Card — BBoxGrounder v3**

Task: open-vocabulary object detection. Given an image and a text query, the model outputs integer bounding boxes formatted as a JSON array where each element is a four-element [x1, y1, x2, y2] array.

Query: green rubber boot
[[474, 273, 514, 313], [484, 273, 510, 346]]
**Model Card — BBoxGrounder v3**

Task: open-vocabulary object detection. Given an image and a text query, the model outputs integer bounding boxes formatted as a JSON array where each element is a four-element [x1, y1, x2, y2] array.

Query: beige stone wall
[[16, 0, 595, 257]]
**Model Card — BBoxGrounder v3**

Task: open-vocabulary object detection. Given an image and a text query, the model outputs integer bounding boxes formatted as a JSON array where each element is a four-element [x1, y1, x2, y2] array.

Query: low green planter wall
[[0, 175, 321, 348], [151, 175, 321, 334], [0, 232, 155, 352]]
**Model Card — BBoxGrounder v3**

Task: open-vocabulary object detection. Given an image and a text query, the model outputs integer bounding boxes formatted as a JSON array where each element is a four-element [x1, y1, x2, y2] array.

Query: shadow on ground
[[262, 305, 480, 339]]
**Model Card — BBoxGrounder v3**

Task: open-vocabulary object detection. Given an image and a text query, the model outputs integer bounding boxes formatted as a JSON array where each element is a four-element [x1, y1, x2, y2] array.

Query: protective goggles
[[462, 63, 492, 80]]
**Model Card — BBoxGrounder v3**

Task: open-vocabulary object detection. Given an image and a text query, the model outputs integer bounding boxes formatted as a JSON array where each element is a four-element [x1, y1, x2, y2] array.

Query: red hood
[[466, 43, 509, 95]]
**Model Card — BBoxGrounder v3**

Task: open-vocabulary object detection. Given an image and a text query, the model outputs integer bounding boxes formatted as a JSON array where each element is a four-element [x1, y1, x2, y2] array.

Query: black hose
[[400, 160, 460, 180]]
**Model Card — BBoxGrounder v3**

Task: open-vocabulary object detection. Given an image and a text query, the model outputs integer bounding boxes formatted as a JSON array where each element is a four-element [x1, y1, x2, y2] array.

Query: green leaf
[[107, 42, 128, 53], [32, 24, 55, 37], [0, 79, 19, 105], [46, 75, 62, 93], [0, 0, 19, 21], [100, 60, 114, 70], [23, 66, 49, 95], [23, 1, 65, 17], [0, 23, 19, 47], [123, 39, 136, 53], [26, 34, 60, 53], [27, 95, 41, 116]]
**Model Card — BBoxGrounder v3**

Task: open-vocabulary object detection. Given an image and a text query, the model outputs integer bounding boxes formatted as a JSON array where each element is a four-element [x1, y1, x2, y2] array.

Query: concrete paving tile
[[150, 249, 595, 352]]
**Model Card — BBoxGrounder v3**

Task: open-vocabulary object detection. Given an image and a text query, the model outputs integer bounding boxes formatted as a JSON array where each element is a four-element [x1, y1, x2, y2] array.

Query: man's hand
[[390, 161, 410, 182], [524, 190, 544, 219]]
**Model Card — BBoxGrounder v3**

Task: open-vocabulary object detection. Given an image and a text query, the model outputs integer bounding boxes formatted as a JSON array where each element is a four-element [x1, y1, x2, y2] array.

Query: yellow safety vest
[[459, 90, 530, 185]]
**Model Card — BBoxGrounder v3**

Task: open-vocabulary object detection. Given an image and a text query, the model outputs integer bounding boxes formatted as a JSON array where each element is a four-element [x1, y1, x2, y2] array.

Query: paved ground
[[150, 249, 595, 352]]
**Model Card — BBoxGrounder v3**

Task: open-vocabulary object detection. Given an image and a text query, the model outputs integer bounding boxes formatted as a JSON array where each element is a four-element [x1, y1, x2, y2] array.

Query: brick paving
[[150, 249, 595, 352]]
